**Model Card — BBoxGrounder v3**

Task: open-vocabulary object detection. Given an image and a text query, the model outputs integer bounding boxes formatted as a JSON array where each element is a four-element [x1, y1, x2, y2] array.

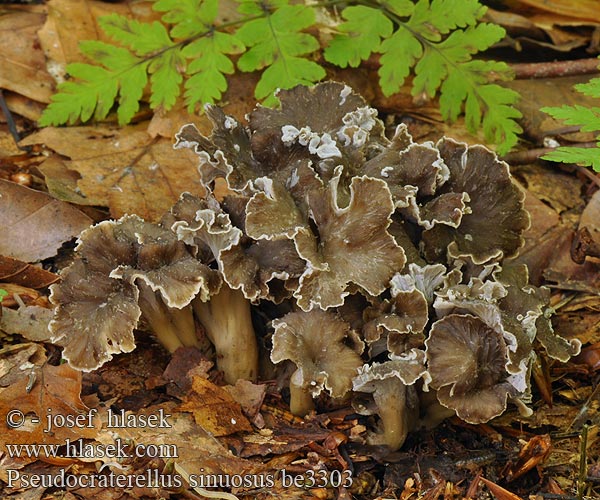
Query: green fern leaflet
[[542, 74, 600, 172], [39, 0, 521, 154]]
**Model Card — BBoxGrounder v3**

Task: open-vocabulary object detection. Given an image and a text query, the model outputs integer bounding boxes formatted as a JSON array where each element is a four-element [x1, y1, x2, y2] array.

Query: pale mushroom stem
[[137, 282, 198, 352], [192, 285, 258, 384], [372, 378, 409, 451], [289, 368, 315, 417]]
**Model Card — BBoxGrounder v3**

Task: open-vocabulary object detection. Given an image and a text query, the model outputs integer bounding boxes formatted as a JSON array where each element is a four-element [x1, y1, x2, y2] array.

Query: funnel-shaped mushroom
[[353, 349, 428, 450], [421, 139, 530, 264], [425, 314, 516, 423], [271, 310, 363, 416], [50, 215, 219, 371], [294, 168, 406, 310]]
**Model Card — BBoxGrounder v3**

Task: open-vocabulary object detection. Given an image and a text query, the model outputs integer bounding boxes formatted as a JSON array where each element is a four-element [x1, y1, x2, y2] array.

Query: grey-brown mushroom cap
[[166, 193, 303, 303], [49, 214, 221, 372], [48, 217, 145, 371], [220, 238, 306, 303], [391, 263, 448, 305], [49, 221, 141, 371], [353, 349, 430, 396], [362, 127, 449, 204], [294, 171, 406, 310], [363, 289, 428, 357], [107, 215, 221, 307], [494, 263, 581, 364], [250, 82, 369, 140], [421, 139, 530, 264], [249, 82, 388, 188], [401, 192, 471, 230], [49, 261, 141, 372], [271, 310, 364, 398], [163, 192, 221, 263], [425, 314, 516, 423], [174, 107, 261, 194]]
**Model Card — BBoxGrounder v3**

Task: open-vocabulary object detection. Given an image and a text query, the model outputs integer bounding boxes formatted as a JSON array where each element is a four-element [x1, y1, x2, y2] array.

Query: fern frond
[[39, 44, 149, 126], [574, 77, 600, 98], [99, 14, 173, 55], [183, 32, 245, 107], [541, 67, 600, 172], [100, 14, 185, 110], [323, 6, 393, 68], [542, 146, 600, 172], [409, 0, 485, 40], [236, 2, 325, 103], [542, 104, 600, 133], [154, 0, 217, 37], [374, 1, 520, 153], [39, 0, 521, 153]]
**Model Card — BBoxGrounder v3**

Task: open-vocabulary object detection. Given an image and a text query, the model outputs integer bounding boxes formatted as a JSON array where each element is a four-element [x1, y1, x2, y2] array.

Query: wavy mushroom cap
[[50, 215, 219, 371], [425, 314, 515, 423], [421, 139, 530, 264], [271, 310, 364, 398]]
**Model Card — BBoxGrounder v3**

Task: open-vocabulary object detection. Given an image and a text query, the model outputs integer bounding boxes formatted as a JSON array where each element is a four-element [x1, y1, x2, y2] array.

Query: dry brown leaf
[[238, 426, 332, 458], [21, 125, 205, 221], [38, 0, 159, 83], [2, 92, 47, 123], [506, 76, 600, 144], [0, 343, 46, 387], [179, 375, 252, 437], [0, 9, 54, 103], [0, 306, 53, 343], [35, 155, 90, 206], [544, 228, 600, 294], [224, 379, 267, 419], [102, 401, 250, 477], [0, 363, 100, 449], [0, 179, 92, 262], [515, 0, 600, 22], [0, 256, 59, 289], [0, 284, 48, 309], [504, 434, 552, 481], [0, 124, 25, 157], [479, 477, 522, 500], [487, 7, 596, 53]]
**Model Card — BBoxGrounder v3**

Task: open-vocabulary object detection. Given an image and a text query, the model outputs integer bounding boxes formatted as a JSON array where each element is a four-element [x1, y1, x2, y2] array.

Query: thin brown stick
[[501, 143, 598, 166], [0, 89, 30, 152], [510, 58, 600, 80]]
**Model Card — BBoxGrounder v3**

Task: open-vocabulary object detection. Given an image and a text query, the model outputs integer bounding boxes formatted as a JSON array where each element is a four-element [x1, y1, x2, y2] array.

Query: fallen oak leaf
[[0, 306, 53, 342], [0, 10, 54, 103], [0, 255, 59, 289], [20, 125, 205, 221], [0, 179, 92, 262], [179, 375, 252, 437], [0, 363, 100, 450]]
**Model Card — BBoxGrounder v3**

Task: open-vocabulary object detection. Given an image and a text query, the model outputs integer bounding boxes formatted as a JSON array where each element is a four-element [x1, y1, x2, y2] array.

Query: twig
[[0, 89, 29, 151], [361, 55, 600, 79], [536, 495, 578, 500], [501, 147, 557, 165], [510, 58, 600, 80], [501, 144, 600, 189], [578, 424, 589, 500], [574, 164, 600, 188]]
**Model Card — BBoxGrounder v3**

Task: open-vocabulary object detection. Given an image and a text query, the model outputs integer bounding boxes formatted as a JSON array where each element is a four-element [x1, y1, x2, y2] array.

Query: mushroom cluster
[[49, 82, 580, 449]]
